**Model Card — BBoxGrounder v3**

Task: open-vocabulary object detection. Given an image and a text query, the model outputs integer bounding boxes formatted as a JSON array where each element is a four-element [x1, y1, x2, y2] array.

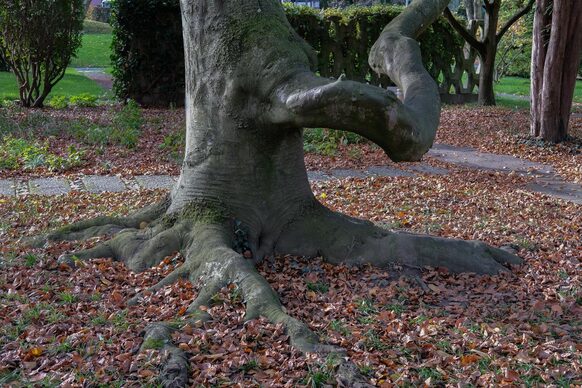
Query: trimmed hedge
[[111, 0, 184, 107], [112, 2, 478, 107]]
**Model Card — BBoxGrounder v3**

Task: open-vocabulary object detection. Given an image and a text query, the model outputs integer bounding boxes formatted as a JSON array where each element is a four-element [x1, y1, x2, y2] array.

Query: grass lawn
[[70, 34, 113, 68], [495, 76, 582, 103], [0, 69, 108, 101], [83, 19, 113, 34]]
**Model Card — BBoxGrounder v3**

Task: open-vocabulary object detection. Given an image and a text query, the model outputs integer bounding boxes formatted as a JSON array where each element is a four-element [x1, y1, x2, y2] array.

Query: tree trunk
[[531, 0, 582, 142], [33, 1, 522, 385], [478, 43, 497, 105]]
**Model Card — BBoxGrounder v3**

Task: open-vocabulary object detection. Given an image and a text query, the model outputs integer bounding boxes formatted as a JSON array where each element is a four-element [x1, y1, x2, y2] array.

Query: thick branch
[[275, 72, 428, 162], [443, 7, 485, 53], [496, 0, 535, 41]]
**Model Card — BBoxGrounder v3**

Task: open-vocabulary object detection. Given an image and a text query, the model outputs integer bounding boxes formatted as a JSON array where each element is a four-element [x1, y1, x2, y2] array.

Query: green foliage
[[496, 1, 534, 78], [48, 96, 69, 109], [303, 128, 363, 155], [160, 130, 186, 161], [0, 69, 107, 102], [0, 0, 85, 107], [111, 3, 468, 107], [306, 281, 329, 293], [24, 254, 38, 267], [65, 100, 142, 148], [0, 136, 85, 171], [70, 93, 98, 107], [58, 291, 77, 304], [111, 100, 142, 148]]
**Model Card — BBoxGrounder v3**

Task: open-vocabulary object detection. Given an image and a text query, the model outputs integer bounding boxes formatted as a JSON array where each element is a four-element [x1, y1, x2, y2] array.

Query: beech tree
[[444, 0, 534, 105], [530, 0, 582, 142], [31, 0, 521, 385]]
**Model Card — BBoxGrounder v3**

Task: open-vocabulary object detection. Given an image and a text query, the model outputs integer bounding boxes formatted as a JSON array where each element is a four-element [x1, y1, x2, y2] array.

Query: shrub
[[111, 100, 142, 148], [303, 128, 363, 156], [48, 96, 69, 109], [0, 136, 85, 171], [0, 0, 84, 107], [65, 101, 142, 148], [69, 93, 98, 107]]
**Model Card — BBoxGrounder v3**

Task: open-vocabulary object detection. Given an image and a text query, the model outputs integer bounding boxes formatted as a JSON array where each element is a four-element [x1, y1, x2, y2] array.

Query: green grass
[[70, 34, 113, 68], [495, 96, 531, 110], [495, 76, 582, 104], [0, 69, 108, 101], [83, 19, 112, 34]]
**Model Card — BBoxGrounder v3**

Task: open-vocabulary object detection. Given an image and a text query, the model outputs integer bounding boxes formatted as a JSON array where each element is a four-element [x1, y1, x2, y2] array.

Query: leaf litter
[[0, 106, 580, 386]]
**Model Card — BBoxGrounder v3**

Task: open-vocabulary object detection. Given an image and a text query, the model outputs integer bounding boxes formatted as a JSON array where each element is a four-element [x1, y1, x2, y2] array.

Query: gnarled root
[[276, 203, 522, 275], [38, 204, 374, 386], [25, 196, 171, 249]]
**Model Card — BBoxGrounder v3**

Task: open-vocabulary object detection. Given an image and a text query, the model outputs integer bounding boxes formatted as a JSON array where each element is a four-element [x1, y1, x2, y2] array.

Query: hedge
[[112, 2, 478, 107], [0, 56, 8, 72]]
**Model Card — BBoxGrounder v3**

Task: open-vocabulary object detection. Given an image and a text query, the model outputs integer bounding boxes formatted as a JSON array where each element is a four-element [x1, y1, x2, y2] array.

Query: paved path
[[0, 144, 581, 204]]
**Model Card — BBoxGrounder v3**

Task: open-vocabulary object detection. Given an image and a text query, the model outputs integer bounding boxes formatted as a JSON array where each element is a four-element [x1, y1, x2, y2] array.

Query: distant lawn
[[70, 34, 113, 68], [0, 69, 108, 101], [495, 76, 582, 103], [83, 19, 112, 34]]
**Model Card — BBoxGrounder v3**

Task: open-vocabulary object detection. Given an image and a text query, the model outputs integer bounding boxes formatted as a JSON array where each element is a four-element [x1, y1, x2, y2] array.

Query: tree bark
[[530, 0, 582, 142]]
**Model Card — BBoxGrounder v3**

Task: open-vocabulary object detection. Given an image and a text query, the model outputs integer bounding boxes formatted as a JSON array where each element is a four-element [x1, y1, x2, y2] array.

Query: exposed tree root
[[33, 200, 390, 386], [276, 203, 522, 275]]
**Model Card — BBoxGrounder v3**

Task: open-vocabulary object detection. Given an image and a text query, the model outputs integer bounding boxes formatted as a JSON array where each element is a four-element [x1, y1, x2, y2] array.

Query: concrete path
[[1, 144, 581, 204]]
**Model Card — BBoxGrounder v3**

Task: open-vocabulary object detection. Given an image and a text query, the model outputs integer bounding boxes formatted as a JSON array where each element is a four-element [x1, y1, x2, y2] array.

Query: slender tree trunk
[[531, 0, 582, 142], [478, 43, 497, 105]]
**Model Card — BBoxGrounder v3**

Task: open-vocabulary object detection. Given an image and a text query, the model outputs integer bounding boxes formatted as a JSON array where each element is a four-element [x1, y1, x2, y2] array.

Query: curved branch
[[443, 7, 485, 53], [367, 0, 452, 161], [274, 72, 427, 162], [496, 0, 535, 42]]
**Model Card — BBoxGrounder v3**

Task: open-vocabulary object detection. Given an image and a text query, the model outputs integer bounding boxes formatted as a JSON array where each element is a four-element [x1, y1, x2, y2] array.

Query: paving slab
[[0, 179, 15, 196], [135, 175, 175, 190], [526, 178, 582, 205], [330, 169, 368, 179], [82, 175, 126, 193], [428, 144, 552, 175], [307, 171, 332, 181], [29, 178, 70, 195], [367, 166, 415, 177], [407, 164, 449, 175]]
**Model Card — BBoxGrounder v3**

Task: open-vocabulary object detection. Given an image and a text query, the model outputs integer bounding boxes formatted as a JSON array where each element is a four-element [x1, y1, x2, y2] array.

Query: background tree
[[33, 0, 520, 384], [530, 0, 582, 143], [444, 0, 534, 105], [0, 0, 84, 108]]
